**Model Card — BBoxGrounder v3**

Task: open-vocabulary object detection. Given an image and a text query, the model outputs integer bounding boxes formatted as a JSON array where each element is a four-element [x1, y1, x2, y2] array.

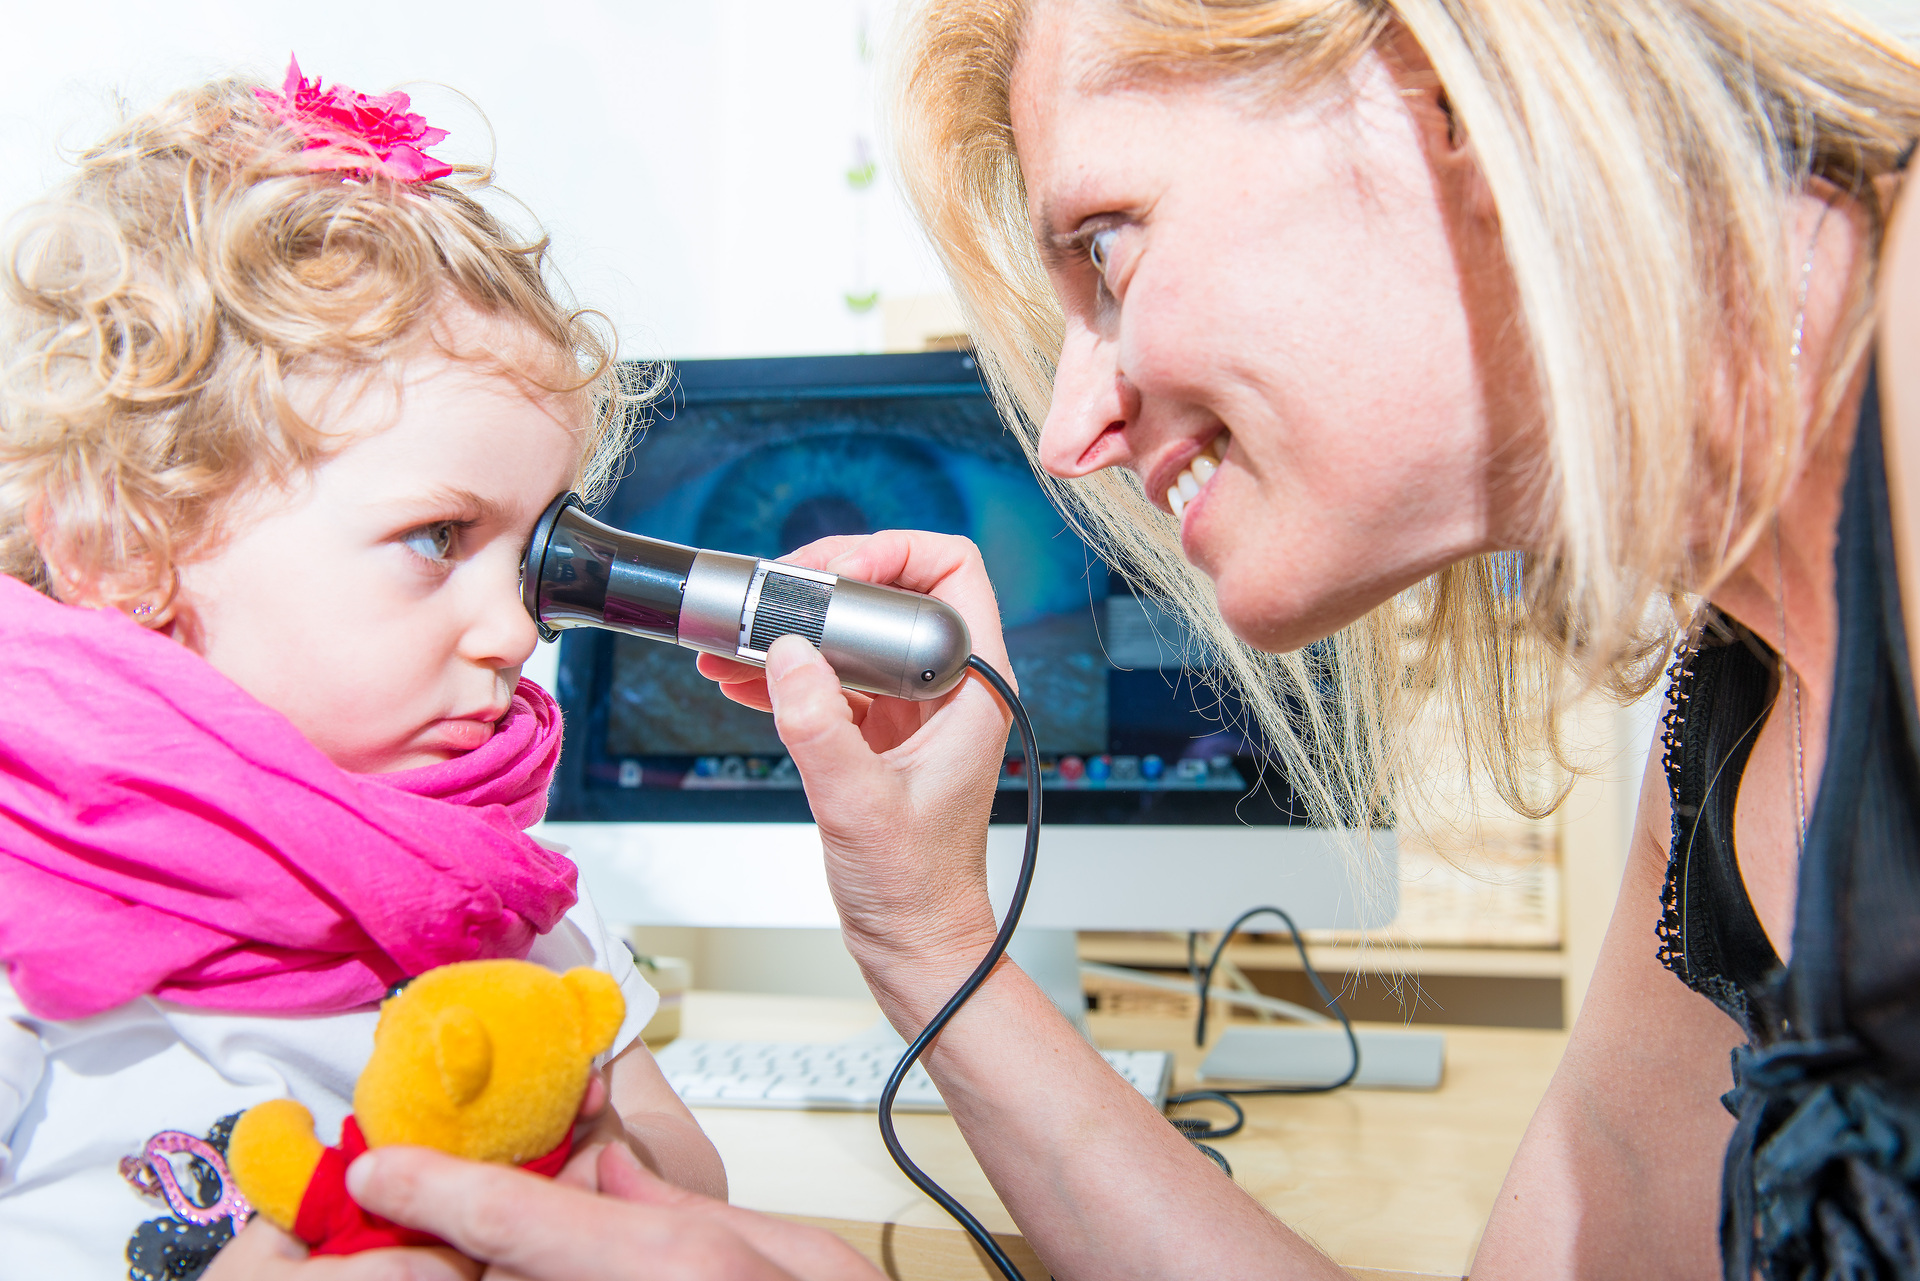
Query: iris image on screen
[[602, 395, 1109, 757], [549, 355, 1301, 826]]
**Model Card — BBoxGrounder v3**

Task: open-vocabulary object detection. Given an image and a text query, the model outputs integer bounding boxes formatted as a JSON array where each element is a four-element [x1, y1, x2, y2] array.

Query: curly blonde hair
[[0, 75, 641, 619]]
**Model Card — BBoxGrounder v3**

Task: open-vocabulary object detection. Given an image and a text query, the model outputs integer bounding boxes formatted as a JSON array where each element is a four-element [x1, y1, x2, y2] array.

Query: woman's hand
[[695, 531, 1328, 1280], [205, 1216, 479, 1281], [694, 531, 1015, 1021], [345, 1143, 883, 1281]]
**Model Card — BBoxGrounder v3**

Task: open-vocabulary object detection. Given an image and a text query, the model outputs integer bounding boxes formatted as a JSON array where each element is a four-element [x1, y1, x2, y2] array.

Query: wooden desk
[[680, 991, 1567, 1280]]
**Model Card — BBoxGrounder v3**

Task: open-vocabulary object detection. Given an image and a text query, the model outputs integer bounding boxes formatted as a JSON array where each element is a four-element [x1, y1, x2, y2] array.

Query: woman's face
[[1011, 7, 1540, 651]]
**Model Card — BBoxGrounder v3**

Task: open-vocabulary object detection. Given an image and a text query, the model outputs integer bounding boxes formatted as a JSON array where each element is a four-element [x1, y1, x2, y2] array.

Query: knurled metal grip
[[740, 563, 837, 657]]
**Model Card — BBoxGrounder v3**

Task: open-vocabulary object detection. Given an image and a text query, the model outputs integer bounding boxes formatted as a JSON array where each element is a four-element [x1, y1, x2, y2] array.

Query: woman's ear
[[1437, 89, 1464, 152], [1437, 96, 1499, 227], [1382, 22, 1498, 227]]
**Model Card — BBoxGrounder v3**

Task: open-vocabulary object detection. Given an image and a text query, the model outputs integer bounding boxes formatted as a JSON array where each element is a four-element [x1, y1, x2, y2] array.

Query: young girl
[[0, 60, 722, 1278]]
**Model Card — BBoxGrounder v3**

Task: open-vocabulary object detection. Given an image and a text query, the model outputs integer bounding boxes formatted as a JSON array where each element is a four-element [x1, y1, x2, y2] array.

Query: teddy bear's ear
[[561, 968, 625, 1058], [433, 1005, 493, 1107]]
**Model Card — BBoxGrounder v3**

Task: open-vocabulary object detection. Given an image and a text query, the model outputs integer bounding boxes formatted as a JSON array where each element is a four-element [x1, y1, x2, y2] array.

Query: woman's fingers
[[763, 637, 889, 799], [695, 651, 768, 694], [204, 1215, 476, 1281], [695, 649, 777, 713], [690, 531, 1009, 733], [784, 531, 1011, 673], [594, 1147, 883, 1280], [683, 531, 1013, 1000], [346, 1147, 862, 1281]]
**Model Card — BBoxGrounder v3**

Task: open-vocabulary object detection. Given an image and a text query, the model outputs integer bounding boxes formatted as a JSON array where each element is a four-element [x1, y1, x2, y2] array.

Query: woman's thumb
[[763, 636, 879, 784]]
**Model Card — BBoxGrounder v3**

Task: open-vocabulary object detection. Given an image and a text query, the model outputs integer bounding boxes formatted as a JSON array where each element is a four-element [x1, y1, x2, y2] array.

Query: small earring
[[132, 602, 154, 618]]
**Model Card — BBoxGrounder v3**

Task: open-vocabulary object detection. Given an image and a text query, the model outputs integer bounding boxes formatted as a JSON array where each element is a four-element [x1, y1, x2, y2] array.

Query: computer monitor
[[534, 353, 1395, 942]]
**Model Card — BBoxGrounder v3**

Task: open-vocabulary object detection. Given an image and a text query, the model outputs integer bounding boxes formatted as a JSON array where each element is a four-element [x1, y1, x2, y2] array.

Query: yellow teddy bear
[[227, 959, 624, 1255]]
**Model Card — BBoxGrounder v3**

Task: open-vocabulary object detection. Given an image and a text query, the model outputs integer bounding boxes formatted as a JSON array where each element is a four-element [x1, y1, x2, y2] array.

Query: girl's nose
[[1037, 323, 1138, 479], [461, 553, 542, 671]]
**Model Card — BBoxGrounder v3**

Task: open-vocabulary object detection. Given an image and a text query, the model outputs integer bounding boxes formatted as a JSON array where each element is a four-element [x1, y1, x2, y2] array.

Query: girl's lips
[[428, 717, 499, 752]]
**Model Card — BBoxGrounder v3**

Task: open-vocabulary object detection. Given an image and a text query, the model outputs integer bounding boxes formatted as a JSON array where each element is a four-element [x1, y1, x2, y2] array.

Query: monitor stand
[[1006, 928, 1093, 1041], [840, 927, 1092, 1049]]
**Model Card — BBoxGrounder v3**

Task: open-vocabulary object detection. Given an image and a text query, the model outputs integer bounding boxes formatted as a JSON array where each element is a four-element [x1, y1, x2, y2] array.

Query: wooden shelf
[[1077, 932, 1567, 980]]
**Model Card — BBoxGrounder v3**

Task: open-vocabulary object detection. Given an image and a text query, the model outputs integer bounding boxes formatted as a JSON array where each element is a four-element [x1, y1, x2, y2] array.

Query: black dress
[[1658, 363, 1920, 1279]]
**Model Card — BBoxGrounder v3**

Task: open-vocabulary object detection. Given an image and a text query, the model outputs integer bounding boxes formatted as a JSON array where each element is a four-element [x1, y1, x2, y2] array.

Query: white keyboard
[[656, 1037, 1174, 1113]]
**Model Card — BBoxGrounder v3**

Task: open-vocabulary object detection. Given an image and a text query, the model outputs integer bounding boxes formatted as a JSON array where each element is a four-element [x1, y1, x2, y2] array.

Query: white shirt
[[0, 891, 655, 1280]]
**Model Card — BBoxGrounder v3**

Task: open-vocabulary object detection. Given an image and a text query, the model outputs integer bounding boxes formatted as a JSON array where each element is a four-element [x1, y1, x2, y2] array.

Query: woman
[[231, 1, 1920, 1277]]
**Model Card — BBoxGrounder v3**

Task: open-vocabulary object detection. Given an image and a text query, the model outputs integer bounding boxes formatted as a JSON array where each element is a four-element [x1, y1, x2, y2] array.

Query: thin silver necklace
[[1774, 518, 1808, 853], [1778, 202, 1831, 852]]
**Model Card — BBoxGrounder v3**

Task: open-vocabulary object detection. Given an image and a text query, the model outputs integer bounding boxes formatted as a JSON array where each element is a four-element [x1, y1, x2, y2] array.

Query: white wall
[[0, 0, 952, 363], [5, 1, 1916, 364]]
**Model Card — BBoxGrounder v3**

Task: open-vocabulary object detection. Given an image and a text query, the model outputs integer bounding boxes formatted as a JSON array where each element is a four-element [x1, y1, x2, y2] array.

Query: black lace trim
[[1656, 635, 1696, 979], [1657, 622, 1759, 1024]]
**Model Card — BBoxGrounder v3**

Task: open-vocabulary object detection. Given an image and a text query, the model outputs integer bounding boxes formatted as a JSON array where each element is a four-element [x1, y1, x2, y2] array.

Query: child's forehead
[[292, 313, 589, 438], [416, 305, 588, 406], [286, 344, 586, 504]]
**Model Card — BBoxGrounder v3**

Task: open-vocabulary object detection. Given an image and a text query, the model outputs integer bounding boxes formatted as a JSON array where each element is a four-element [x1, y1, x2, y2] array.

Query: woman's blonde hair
[[888, 0, 1920, 835], [0, 75, 642, 618]]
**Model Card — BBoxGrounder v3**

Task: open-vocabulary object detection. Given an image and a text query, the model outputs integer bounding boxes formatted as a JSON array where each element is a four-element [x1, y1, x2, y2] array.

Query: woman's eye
[[402, 523, 456, 563], [1088, 228, 1119, 282]]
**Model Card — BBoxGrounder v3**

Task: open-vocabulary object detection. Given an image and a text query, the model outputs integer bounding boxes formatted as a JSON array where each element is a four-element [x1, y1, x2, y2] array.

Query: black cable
[[1165, 1088, 1245, 1178], [876, 654, 1038, 1281], [1191, 905, 1360, 1095], [1164, 1089, 1244, 1141], [1192, 1141, 1232, 1176]]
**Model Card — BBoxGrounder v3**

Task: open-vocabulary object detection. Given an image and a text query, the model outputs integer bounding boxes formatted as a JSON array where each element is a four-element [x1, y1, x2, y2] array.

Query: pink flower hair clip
[[253, 55, 452, 183]]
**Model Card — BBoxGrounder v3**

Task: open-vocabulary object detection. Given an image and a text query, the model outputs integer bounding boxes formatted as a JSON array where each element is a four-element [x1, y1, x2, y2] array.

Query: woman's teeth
[[1167, 435, 1229, 520]]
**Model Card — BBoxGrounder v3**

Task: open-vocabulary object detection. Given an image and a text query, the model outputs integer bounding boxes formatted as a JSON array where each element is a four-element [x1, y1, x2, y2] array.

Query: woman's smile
[[1149, 428, 1231, 522]]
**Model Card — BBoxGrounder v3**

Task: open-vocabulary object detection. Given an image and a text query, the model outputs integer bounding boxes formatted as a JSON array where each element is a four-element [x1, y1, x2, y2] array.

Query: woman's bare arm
[[1472, 735, 1745, 1279]]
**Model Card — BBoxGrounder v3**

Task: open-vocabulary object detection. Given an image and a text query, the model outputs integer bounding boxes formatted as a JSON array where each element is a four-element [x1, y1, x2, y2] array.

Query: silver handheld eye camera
[[520, 493, 972, 700]]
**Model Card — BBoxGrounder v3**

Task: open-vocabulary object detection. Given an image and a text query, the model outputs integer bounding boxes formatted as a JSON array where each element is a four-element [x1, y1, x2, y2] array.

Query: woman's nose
[[1037, 324, 1137, 479]]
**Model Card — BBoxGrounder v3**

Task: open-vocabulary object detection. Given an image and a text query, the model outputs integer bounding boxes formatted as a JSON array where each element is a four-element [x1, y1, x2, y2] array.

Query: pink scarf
[[0, 575, 578, 1020]]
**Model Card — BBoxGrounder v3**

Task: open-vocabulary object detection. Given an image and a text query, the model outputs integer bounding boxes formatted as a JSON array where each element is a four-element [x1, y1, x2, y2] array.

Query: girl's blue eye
[[1088, 228, 1119, 280], [403, 524, 455, 562]]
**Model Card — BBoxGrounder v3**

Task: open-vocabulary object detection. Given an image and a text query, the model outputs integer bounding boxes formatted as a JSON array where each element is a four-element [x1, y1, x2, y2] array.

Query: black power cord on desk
[[1164, 906, 1363, 1173], [875, 654, 1039, 1281]]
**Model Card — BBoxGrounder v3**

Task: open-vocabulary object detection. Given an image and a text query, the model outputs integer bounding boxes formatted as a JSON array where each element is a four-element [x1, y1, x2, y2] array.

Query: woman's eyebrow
[[1036, 196, 1084, 268], [1041, 226, 1090, 270]]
